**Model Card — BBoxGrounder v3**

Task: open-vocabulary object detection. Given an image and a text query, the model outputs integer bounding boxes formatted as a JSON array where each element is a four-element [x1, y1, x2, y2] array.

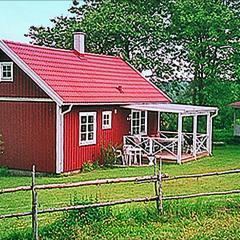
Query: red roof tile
[[3, 40, 170, 104]]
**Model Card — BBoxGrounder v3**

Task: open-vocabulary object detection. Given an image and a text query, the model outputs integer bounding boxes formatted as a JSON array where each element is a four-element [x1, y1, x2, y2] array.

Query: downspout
[[208, 109, 219, 156], [56, 104, 73, 173], [61, 104, 74, 115], [211, 109, 219, 119]]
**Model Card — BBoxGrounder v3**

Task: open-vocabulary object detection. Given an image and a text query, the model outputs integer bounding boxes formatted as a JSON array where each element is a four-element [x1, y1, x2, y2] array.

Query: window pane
[[88, 133, 94, 140], [81, 134, 87, 141], [141, 111, 145, 118], [88, 116, 94, 123], [2, 72, 9, 78], [81, 125, 87, 132], [141, 125, 145, 133], [132, 112, 139, 119], [133, 127, 139, 134], [81, 116, 87, 123], [88, 124, 93, 131]]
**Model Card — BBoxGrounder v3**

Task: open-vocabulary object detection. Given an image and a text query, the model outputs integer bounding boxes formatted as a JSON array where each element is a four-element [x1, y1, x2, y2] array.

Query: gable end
[[0, 40, 63, 105]]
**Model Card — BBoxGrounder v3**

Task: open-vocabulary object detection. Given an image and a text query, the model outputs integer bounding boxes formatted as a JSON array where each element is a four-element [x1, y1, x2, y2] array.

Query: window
[[102, 111, 112, 129], [79, 112, 97, 146], [0, 62, 13, 82], [131, 110, 147, 135]]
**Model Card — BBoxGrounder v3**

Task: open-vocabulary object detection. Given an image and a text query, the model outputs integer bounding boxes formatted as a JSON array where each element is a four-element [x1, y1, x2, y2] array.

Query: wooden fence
[[0, 165, 240, 240]]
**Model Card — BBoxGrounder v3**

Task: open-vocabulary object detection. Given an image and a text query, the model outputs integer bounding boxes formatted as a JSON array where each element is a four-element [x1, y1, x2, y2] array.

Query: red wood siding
[[64, 106, 130, 172], [0, 102, 56, 172], [0, 50, 49, 98]]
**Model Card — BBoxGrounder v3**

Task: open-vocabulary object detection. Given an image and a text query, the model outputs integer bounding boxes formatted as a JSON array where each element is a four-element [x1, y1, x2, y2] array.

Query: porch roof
[[123, 103, 218, 115]]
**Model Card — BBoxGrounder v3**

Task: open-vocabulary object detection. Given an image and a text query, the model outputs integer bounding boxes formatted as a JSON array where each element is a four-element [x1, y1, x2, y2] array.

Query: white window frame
[[0, 62, 13, 82], [79, 112, 97, 146], [102, 111, 112, 129], [131, 110, 148, 135]]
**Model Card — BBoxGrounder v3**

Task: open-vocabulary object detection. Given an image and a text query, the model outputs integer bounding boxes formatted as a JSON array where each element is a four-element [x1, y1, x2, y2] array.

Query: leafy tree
[[26, 0, 169, 74], [167, 0, 240, 106], [26, 0, 240, 129]]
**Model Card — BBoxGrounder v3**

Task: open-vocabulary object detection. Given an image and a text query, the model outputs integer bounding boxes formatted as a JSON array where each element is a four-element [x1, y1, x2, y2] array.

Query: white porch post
[[193, 115, 198, 158], [234, 110, 236, 136], [207, 113, 213, 155], [158, 111, 161, 132], [177, 113, 183, 164]]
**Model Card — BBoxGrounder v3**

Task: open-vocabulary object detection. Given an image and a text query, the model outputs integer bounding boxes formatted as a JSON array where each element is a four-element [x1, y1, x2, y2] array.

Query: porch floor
[[158, 151, 209, 164]]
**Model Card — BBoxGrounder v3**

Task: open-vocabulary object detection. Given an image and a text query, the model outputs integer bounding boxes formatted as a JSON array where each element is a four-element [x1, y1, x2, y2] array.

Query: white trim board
[[0, 97, 54, 102], [124, 103, 218, 114], [0, 40, 63, 105], [62, 101, 169, 106], [56, 105, 64, 173]]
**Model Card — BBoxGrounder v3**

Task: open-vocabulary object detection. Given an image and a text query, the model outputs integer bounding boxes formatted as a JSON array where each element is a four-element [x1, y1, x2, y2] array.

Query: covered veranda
[[122, 103, 218, 164]]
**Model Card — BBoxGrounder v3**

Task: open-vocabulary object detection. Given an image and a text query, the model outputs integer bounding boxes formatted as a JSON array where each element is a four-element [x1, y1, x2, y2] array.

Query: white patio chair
[[123, 145, 142, 166], [112, 146, 125, 165]]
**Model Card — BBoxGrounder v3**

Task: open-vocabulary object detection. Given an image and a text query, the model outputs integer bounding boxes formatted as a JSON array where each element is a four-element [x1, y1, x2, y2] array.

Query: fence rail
[[2, 169, 239, 194], [0, 175, 158, 194], [0, 165, 239, 240]]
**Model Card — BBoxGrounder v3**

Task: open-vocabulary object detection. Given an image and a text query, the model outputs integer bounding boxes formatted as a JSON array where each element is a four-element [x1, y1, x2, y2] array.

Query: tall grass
[[3, 196, 240, 240]]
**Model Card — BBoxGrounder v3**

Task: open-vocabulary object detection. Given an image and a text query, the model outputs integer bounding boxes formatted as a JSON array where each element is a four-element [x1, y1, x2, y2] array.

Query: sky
[[0, 0, 80, 43]]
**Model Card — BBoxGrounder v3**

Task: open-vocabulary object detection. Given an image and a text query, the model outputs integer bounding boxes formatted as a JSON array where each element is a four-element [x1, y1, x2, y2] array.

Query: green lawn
[[0, 145, 239, 239]]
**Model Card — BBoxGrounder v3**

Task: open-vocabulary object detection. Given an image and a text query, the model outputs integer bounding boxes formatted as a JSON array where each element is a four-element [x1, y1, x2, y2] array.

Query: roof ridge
[[2, 39, 120, 59], [2, 39, 73, 53]]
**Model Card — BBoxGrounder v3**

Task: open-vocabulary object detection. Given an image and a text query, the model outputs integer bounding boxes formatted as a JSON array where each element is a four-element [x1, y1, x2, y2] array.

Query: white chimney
[[74, 32, 85, 53]]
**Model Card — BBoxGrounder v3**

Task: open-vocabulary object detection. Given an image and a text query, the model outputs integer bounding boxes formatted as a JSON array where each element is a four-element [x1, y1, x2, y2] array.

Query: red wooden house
[[0, 33, 218, 173]]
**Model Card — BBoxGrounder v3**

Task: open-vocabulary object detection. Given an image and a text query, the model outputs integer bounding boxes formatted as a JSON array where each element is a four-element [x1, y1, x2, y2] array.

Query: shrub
[[101, 143, 118, 168], [0, 167, 10, 176], [82, 160, 100, 172]]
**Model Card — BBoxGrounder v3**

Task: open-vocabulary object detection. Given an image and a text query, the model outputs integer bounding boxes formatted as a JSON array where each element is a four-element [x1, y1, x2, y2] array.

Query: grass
[[0, 145, 239, 239]]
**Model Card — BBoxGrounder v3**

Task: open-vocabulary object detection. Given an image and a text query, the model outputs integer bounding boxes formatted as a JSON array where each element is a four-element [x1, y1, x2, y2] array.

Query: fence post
[[158, 157, 163, 214], [32, 165, 38, 240], [153, 156, 160, 213]]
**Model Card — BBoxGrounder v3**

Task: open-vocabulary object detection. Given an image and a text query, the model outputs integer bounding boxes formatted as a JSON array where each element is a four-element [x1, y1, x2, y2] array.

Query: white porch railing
[[123, 134, 178, 158], [123, 131, 209, 163]]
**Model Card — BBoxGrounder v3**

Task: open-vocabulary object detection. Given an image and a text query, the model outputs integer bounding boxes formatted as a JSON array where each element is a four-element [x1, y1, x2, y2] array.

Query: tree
[[167, 0, 240, 106], [26, 0, 169, 74], [26, 0, 240, 129]]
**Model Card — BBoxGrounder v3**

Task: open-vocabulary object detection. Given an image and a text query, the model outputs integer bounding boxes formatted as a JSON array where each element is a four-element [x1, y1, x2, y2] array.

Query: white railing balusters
[[123, 131, 209, 165]]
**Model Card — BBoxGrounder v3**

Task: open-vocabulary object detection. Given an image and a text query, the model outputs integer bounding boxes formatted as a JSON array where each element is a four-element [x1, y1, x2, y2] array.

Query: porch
[[122, 103, 218, 165]]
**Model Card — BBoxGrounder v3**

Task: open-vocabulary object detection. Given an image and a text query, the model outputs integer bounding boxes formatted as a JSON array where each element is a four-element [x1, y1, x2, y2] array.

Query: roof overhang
[[123, 103, 218, 116]]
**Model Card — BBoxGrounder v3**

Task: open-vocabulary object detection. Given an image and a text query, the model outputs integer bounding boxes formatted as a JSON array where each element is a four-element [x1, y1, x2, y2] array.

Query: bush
[[0, 167, 10, 176], [101, 143, 118, 168], [82, 160, 100, 172], [213, 128, 236, 144]]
